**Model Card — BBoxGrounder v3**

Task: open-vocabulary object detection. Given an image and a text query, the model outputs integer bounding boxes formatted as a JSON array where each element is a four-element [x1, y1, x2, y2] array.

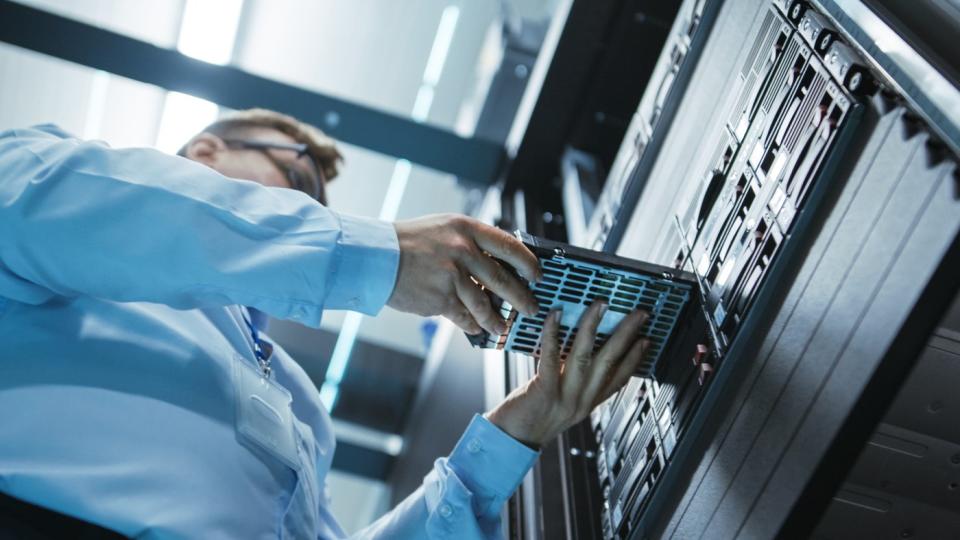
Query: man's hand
[[485, 302, 650, 448], [389, 214, 542, 335]]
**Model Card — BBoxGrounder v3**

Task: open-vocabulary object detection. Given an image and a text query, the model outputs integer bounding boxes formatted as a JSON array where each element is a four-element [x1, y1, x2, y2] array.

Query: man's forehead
[[241, 126, 299, 146]]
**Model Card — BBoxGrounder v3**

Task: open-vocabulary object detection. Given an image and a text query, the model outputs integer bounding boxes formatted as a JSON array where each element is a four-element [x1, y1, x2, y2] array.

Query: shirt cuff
[[324, 214, 400, 315], [447, 414, 539, 507]]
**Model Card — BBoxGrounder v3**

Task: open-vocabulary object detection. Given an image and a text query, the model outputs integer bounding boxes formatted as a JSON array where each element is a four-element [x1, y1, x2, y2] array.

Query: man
[[0, 109, 649, 539]]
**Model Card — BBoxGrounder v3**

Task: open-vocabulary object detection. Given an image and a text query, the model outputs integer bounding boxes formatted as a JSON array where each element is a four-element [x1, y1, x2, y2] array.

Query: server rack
[[491, 0, 960, 538]]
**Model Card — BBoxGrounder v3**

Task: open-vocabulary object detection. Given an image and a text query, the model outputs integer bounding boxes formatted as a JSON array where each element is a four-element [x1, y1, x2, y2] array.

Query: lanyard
[[242, 310, 274, 378]]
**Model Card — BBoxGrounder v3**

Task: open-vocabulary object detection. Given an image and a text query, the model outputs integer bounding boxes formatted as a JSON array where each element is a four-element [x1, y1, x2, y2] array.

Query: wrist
[[483, 410, 544, 450], [327, 214, 400, 314]]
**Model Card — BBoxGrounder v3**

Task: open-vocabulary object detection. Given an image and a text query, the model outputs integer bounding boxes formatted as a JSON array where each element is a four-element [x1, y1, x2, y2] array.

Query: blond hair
[[179, 108, 343, 200]]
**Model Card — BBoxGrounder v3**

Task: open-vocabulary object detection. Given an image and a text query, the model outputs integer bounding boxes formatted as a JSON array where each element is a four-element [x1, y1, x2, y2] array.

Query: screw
[[848, 72, 862, 91], [950, 453, 960, 465], [819, 33, 832, 50], [900, 528, 914, 538], [585, 450, 596, 459], [569, 447, 581, 457], [949, 482, 958, 491], [554, 247, 566, 258], [662, 272, 674, 280], [791, 3, 802, 19]]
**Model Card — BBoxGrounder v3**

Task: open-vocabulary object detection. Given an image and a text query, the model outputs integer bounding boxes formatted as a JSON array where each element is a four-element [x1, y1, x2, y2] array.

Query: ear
[[183, 133, 227, 167]]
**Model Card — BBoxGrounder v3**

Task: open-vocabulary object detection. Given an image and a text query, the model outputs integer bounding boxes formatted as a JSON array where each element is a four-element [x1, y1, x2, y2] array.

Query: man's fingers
[[470, 225, 541, 284], [463, 252, 538, 316], [562, 301, 607, 397], [598, 310, 648, 365], [536, 309, 563, 387], [596, 339, 649, 405], [455, 274, 506, 335], [445, 300, 483, 335], [580, 310, 648, 407], [568, 301, 607, 362]]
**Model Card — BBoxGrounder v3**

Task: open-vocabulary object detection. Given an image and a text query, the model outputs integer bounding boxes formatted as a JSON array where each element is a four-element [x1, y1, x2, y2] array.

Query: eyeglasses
[[222, 138, 327, 204]]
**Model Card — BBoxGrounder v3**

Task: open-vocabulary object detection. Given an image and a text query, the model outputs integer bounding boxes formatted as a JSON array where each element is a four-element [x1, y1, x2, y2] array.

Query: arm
[[0, 125, 397, 326], [346, 303, 651, 539], [0, 126, 542, 332], [350, 415, 537, 539]]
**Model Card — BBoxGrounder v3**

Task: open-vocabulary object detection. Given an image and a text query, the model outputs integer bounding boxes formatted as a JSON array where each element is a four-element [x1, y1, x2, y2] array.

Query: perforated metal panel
[[468, 232, 696, 376]]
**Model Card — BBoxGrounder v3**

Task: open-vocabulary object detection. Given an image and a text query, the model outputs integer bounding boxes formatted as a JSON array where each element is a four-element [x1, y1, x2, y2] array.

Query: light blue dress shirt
[[0, 125, 538, 539]]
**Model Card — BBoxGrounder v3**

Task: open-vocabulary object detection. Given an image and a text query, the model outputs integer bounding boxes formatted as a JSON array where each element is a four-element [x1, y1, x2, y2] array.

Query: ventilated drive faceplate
[[467, 232, 696, 377]]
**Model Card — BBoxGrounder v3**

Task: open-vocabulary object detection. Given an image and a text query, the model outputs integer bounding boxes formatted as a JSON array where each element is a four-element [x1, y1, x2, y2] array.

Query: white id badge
[[232, 356, 301, 471]]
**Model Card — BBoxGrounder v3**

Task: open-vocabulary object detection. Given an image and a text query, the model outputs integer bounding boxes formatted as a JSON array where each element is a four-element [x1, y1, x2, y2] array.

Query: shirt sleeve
[[0, 125, 399, 326], [347, 414, 539, 539]]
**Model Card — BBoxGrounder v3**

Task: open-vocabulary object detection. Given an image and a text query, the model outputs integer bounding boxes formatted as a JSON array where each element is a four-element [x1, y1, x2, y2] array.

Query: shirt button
[[438, 504, 453, 519], [291, 305, 308, 321], [467, 438, 482, 454]]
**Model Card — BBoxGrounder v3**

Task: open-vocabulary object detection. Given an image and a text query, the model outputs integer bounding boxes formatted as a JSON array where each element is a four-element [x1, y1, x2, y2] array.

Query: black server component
[[682, 4, 863, 349], [587, 3, 877, 536], [660, 95, 959, 540], [466, 232, 700, 378], [501, 0, 684, 241], [497, 0, 960, 538], [811, 294, 960, 538], [586, 0, 719, 251]]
